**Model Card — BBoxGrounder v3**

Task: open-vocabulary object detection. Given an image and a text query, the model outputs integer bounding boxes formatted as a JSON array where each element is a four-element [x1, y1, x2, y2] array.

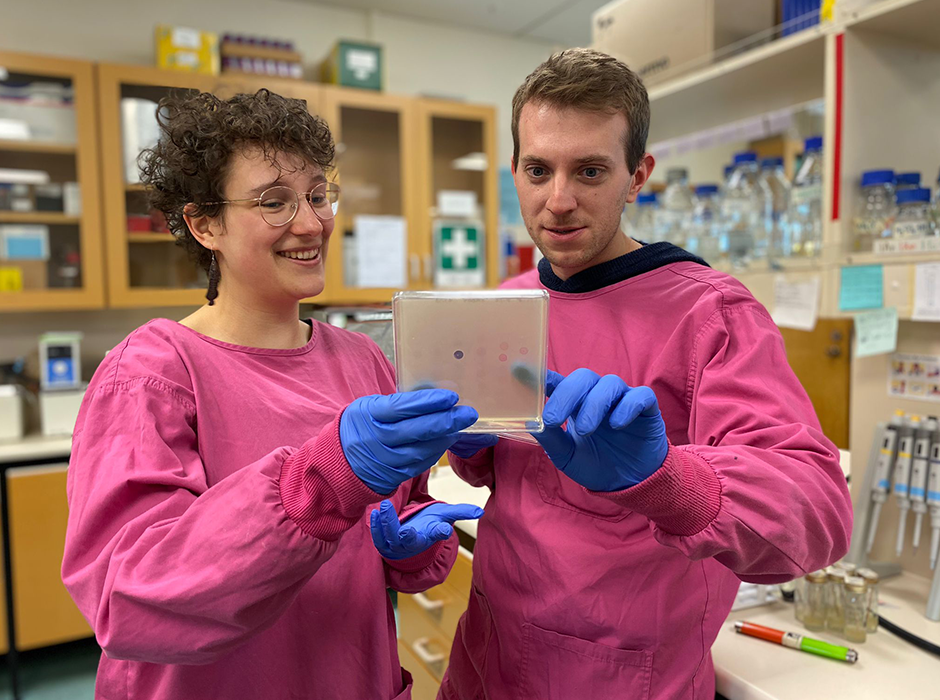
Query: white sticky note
[[912, 263, 940, 322], [437, 190, 477, 218], [855, 307, 899, 358], [771, 276, 820, 331], [354, 215, 406, 288]]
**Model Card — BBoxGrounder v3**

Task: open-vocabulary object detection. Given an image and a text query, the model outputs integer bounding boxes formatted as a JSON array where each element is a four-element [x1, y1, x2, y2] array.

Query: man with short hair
[[439, 48, 852, 699]]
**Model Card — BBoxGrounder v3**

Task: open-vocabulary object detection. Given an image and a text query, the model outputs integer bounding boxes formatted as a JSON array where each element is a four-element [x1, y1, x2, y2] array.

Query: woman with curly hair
[[62, 89, 488, 700]]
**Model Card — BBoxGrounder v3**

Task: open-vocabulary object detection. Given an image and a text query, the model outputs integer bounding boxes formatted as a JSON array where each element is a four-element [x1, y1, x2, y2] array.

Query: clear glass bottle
[[892, 187, 934, 239], [803, 570, 828, 631], [930, 168, 940, 233], [689, 184, 722, 263], [721, 151, 761, 267], [895, 171, 921, 192], [852, 169, 896, 252], [759, 157, 790, 263], [660, 168, 693, 249], [858, 567, 880, 633], [786, 136, 824, 257], [843, 576, 868, 644], [633, 192, 663, 242], [825, 566, 847, 633]]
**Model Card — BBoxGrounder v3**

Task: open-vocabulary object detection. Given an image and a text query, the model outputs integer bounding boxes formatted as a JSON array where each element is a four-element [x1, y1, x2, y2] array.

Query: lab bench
[[419, 466, 940, 700], [0, 434, 92, 699]]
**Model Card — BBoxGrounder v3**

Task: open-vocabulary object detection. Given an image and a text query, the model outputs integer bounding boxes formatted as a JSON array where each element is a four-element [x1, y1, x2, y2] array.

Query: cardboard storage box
[[320, 41, 383, 91], [592, 0, 776, 84]]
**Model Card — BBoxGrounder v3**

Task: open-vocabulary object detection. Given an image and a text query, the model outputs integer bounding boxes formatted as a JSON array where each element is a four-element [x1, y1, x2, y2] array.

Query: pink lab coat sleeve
[[381, 471, 459, 593], [62, 377, 383, 666], [445, 447, 496, 490], [599, 303, 853, 583]]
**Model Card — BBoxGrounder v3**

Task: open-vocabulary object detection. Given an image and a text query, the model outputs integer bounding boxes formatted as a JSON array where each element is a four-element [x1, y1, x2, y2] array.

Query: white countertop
[[714, 572, 940, 700], [427, 463, 939, 700], [0, 433, 72, 464]]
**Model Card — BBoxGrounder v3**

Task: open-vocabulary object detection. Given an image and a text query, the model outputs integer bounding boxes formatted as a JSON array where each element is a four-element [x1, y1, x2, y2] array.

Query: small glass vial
[[826, 567, 847, 633], [858, 567, 880, 633], [843, 576, 868, 644], [803, 570, 828, 631]]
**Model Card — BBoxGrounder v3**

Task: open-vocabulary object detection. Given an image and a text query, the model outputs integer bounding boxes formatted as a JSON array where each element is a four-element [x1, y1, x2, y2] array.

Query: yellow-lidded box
[[155, 25, 220, 75]]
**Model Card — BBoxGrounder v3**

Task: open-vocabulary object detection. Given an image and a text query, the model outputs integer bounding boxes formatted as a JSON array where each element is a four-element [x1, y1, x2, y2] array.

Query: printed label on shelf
[[892, 222, 933, 239], [873, 236, 940, 255]]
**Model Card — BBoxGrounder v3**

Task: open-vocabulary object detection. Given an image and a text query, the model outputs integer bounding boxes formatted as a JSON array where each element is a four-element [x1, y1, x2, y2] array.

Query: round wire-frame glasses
[[206, 182, 340, 226]]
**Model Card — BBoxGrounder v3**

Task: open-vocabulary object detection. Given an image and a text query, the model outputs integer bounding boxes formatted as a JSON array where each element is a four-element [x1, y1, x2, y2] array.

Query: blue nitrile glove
[[340, 390, 479, 494], [448, 433, 499, 459], [532, 369, 669, 492], [370, 500, 485, 560]]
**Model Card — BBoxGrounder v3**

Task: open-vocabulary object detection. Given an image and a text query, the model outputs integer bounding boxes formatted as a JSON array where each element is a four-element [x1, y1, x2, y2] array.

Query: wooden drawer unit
[[397, 549, 474, 696], [399, 637, 446, 700]]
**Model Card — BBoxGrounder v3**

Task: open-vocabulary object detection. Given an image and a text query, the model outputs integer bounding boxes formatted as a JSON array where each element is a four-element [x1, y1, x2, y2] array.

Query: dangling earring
[[206, 251, 220, 306]]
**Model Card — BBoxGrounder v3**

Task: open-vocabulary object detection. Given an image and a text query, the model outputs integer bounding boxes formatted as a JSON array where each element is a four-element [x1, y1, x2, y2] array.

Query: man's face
[[513, 101, 650, 278]]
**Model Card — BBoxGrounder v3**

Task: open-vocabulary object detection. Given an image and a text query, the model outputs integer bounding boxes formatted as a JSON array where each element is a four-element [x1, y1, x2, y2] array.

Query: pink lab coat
[[62, 319, 456, 699], [441, 252, 852, 700]]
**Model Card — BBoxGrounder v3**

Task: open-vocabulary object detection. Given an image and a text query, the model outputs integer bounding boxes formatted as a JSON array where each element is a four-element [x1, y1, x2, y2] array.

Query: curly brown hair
[[139, 89, 335, 273]]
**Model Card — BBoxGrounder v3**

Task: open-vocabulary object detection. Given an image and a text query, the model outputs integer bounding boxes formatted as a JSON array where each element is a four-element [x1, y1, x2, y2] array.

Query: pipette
[[911, 416, 937, 553], [867, 410, 904, 555], [894, 415, 922, 556]]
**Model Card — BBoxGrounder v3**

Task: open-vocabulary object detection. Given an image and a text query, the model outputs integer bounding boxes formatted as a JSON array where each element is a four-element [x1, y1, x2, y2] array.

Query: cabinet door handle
[[414, 592, 444, 618], [412, 637, 445, 676]]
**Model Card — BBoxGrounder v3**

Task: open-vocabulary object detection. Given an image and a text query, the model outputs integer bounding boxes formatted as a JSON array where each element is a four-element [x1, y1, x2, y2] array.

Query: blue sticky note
[[840, 265, 883, 311], [854, 307, 898, 358], [499, 166, 522, 226]]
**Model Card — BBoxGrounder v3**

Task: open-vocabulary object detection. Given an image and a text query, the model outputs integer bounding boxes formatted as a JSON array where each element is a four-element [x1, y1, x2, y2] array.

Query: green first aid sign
[[434, 222, 485, 287], [441, 226, 480, 270]]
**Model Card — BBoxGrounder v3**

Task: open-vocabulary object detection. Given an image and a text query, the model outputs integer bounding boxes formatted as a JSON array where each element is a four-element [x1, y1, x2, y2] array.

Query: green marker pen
[[734, 620, 859, 664]]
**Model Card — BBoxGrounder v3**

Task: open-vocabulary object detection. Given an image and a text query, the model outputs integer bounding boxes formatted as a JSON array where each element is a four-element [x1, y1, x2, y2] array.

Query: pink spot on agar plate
[[499, 354, 508, 362], [519, 347, 529, 355], [499, 342, 509, 351]]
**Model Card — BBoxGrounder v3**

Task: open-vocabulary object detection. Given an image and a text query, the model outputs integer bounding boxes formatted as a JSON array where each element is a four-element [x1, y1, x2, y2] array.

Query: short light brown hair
[[511, 48, 650, 173]]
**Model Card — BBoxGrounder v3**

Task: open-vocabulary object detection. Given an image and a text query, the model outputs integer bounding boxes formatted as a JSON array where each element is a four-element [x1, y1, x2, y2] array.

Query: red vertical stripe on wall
[[832, 33, 844, 221]]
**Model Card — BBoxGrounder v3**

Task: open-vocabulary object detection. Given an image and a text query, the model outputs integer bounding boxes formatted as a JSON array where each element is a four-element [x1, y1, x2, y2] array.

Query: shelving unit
[[415, 99, 500, 290], [624, 0, 940, 580], [96, 62, 323, 308], [0, 51, 105, 312], [92, 63, 499, 309], [319, 86, 415, 305]]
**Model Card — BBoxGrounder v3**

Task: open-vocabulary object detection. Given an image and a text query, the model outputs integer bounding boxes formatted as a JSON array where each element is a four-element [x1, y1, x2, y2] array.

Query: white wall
[[0, 0, 557, 165]]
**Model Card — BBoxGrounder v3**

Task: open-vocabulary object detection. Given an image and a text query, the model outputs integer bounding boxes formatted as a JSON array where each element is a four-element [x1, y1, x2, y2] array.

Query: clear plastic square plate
[[392, 290, 549, 434]]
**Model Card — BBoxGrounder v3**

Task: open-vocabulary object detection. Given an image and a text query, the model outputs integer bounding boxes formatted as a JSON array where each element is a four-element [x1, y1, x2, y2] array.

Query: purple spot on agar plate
[[454, 350, 464, 359]]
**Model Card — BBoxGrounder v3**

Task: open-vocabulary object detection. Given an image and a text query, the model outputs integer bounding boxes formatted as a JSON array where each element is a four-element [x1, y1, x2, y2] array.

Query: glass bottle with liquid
[[802, 570, 828, 631], [825, 566, 847, 633], [858, 567, 880, 633], [852, 169, 895, 252], [843, 576, 869, 644]]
